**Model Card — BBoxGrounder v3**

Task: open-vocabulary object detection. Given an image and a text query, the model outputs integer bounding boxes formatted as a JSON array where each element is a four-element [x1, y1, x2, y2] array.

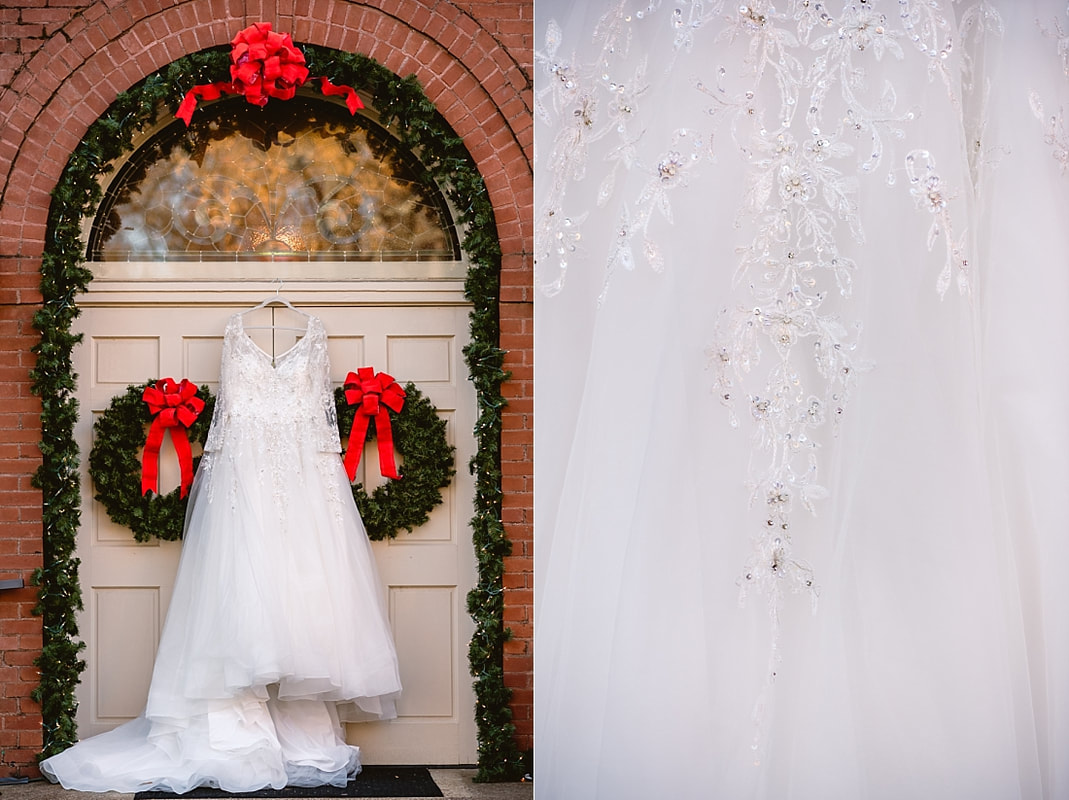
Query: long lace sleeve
[[311, 317, 342, 454], [202, 315, 238, 453]]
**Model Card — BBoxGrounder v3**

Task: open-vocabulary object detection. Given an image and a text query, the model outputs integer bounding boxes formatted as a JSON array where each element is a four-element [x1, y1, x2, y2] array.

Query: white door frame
[[72, 273, 479, 765]]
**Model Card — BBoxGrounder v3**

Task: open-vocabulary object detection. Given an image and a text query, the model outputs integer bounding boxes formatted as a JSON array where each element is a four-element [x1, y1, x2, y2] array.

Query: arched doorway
[[71, 93, 479, 764]]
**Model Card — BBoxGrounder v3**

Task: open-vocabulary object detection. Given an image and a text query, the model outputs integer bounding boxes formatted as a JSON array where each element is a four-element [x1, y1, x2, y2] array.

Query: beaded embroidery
[[538, 0, 998, 759], [203, 314, 343, 518]]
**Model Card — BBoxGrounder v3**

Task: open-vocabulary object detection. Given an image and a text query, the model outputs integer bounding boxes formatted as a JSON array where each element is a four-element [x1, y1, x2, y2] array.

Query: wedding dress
[[41, 311, 402, 792], [535, 1, 1069, 798]]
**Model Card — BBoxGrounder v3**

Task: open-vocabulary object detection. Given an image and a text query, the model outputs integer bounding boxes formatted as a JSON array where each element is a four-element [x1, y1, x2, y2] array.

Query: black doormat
[[133, 767, 443, 798]]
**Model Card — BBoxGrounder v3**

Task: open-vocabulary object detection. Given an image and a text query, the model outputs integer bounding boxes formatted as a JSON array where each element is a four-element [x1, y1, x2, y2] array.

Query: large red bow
[[342, 368, 406, 482], [141, 378, 205, 498], [176, 23, 363, 125]]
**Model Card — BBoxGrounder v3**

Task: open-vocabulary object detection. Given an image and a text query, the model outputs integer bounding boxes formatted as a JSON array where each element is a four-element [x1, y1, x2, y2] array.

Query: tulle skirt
[[534, 0, 1069, 797], [41, 422, 401, 792]]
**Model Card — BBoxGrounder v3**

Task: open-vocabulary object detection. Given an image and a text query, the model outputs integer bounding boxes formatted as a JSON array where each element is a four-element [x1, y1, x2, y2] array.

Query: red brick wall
[[0, 288, 47, 775], [0, 0, 532, 776], [500, 260, 533, 750]]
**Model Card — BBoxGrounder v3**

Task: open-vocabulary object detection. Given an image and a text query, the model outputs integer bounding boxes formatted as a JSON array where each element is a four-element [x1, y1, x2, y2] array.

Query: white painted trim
[[89, 260, 469, 283], [79, 279, 471, 308]]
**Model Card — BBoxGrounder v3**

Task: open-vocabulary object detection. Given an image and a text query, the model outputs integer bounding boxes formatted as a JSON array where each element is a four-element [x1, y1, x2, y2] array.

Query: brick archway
[[0, 0, 531, 775], [0, 1, 531, 263]]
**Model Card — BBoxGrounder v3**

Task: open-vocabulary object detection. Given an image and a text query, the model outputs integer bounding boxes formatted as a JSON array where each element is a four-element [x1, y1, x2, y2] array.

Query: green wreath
[[334, 382, 456, 540], [89, 382, 216, 543], [89, 379, 454, 543]]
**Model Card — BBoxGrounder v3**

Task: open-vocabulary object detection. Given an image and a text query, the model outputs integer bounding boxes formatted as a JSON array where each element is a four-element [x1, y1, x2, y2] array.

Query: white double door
[[71, 285, 478, 765]]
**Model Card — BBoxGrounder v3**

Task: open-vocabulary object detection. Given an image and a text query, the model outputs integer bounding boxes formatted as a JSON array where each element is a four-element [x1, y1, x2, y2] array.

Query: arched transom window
[[90, 96, 460, 264]]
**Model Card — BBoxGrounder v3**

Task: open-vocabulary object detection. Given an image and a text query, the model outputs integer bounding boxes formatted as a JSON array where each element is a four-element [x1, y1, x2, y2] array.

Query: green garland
[[87, 381, 453, 543], [32, 46, 523, 779]]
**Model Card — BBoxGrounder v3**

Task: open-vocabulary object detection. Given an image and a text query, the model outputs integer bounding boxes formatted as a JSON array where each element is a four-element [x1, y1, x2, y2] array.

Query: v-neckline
[[236, 314, 314, 368]]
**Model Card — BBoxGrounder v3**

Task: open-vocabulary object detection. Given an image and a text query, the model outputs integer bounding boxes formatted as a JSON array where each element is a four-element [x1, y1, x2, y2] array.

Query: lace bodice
[[204, 313, 341, 455]]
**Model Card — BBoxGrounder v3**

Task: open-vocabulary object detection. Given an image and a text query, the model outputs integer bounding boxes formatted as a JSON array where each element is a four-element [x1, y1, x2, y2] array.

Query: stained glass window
[[90, 97, 460, 262]]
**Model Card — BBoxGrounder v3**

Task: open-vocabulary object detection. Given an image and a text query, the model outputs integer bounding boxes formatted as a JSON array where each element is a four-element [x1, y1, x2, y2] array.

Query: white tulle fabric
[[41, 313, 401, 793], [535, 2, 1069, 798]]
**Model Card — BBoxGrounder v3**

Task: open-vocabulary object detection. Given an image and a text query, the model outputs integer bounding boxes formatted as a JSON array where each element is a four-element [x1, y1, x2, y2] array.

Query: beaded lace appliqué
[[202, 315, 343, 524], [539, 0, 994, 762], [1031, 9, 1069, 173]]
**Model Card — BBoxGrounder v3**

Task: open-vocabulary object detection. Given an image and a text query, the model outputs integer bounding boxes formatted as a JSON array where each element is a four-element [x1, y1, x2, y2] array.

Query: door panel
[[72, 298, 477, 764], [93, 588, 159, 720]]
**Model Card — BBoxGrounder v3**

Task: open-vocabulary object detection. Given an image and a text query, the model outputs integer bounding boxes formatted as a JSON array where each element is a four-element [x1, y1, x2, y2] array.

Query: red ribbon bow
[[342, 368, 406, 482], [141, 378, 205, 498], [229, 22, 308, 106], [176, 23, 364, 125]]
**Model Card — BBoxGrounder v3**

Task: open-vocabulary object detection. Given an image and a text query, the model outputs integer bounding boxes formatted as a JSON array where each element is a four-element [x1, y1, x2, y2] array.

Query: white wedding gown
[[41, 312, 402, 793], [536, 1, 1069, 798]]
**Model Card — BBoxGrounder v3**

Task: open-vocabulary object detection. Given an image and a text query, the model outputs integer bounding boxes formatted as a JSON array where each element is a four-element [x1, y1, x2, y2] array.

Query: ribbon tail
[[172, 429, 194, 499], [343, 413, 373, 482], [175, 83, 237, 125], [374, 409, 401, 480], [141, 420, 167, 495], [319, 77, 364, 114], [176, 90, 199, 126]]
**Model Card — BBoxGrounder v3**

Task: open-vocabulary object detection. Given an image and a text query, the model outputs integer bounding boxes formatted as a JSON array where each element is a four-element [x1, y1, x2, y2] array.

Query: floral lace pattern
[[538, 0, 998, 759], [536, 4, 646, 298], [203, 314, 345, 522], [1031, 9, 1069, 173]]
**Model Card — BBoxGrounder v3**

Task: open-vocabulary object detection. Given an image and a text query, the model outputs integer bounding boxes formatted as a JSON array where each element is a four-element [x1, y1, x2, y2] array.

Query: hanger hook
[[274, 277, 284, 298]]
